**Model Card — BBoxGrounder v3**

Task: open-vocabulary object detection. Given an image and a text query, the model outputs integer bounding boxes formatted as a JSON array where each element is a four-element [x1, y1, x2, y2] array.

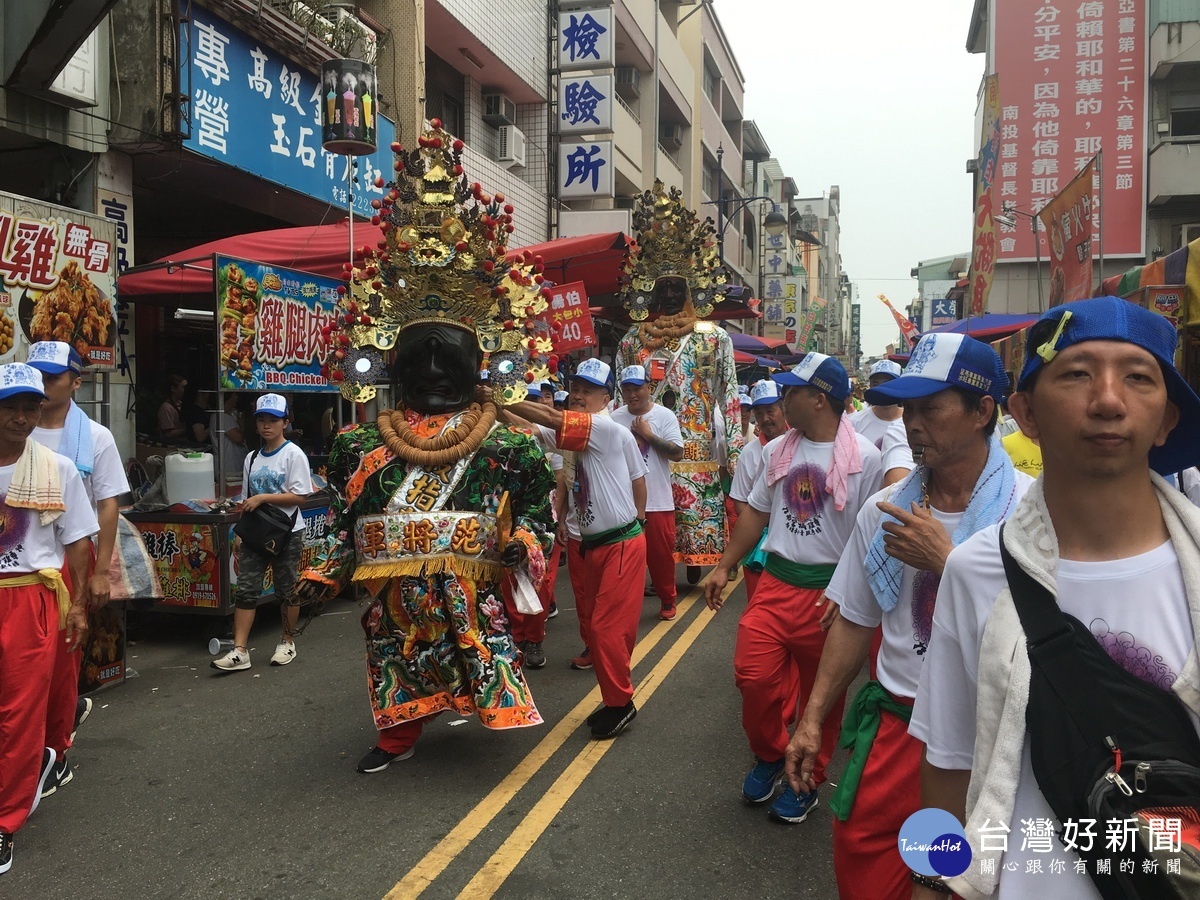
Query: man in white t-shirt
[[26, 341, 131, 798], [0, 363, 98, 875], [851, 360, 915, 488], [611, 365, 684, 620], [728, 379, 788, 601], [512, 359, 648, 740], [705, 352, 883, 825], [912, 297, 1200, 900], [782, 334, 1030, 899]]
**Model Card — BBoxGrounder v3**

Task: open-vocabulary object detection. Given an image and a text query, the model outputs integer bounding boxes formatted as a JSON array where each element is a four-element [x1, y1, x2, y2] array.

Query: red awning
[[118, 224, 632, 302]]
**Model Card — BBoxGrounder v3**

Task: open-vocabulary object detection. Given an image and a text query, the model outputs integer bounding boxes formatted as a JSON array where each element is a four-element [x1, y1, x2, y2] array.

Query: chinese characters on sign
[[931, 297, 958, 327], [215, 255, 340, 391], [535, 281, 596, 353], [557, 8, 614, 70], [559, 74, 614, 135], [1037, 157, 1096, 304], [971, 74, 1001, 318], [993, 0, 1146, 261], [559, 141, 614, 199], [180, 4, 397, 218], [0, 191, 117, 369]]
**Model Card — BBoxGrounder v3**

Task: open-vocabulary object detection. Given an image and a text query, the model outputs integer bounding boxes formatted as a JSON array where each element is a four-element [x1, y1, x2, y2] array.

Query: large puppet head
[[619, 180, 728, 321], [322, 120, 556, 407]]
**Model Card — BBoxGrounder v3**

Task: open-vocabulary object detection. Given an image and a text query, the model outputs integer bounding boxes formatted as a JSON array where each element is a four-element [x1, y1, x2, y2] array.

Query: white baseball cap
[[553, 390, 569, 403], [572, 358, 612, 389], [0, 363, 46, 402], [255, 393, 289, 418], [868, 359, 903, 380], [619, 365, 647, 386], [27, 341, 83, 375], [749, 379, 781, 407]]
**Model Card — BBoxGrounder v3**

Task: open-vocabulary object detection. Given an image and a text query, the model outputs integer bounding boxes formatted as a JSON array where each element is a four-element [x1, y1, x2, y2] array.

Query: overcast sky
[[717, 0, 985, 359]]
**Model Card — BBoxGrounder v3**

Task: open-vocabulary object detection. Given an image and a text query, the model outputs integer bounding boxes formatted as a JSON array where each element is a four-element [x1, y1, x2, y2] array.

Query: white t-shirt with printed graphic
[[32, 421, 130, 511], [0, 454, 99, 572], [880, 419, 915, 475], [830, 475, 1032, 699], [610, 403, 682, 513], [542, 417, 647, 537], [729, 436, 766, 504], [747, 431, 882, 566], [911, 530, 1198, 900], [242, 441, 312, 533]]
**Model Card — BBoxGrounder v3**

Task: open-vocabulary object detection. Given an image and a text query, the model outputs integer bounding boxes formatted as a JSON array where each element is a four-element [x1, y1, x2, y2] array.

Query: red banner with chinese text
[[1038, 157, 1096, 305], [970, 74, 1001, 318], [993, 0, 1146, 262], [536, 281, 596, 353], [878, 294, 920, 349]]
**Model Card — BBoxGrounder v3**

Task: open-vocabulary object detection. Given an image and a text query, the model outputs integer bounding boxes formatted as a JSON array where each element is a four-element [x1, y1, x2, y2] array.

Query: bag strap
[[246, 449, 260, 498], [998, 524, 1117, 752]]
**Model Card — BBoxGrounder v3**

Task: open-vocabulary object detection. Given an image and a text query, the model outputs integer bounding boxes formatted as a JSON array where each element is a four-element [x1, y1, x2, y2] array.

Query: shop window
[[1170, 107, 1200, 137], [425, 50, 465, 137]]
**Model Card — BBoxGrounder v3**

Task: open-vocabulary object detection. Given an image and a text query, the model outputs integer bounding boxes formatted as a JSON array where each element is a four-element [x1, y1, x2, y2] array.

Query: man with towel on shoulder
[[27, 341, 129, 797], [706, 352, 882, 825], [0, 362, 98, 875], [783, 334, 1031, 899]]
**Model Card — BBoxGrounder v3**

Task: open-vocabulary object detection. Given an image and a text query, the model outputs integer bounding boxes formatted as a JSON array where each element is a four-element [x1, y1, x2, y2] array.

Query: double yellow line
[[386, 573, 741, 899]]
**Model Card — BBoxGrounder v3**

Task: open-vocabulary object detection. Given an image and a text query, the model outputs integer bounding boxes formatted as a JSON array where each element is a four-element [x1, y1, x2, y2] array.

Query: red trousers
[[502, 542, 558, 644], [733, 571, 845, 780], [378, 718, 426, 754], [743, 568, 761, 602], [643, 511, 676, 605], [45, 545, 93, 757], [0, 584, 58, 833], [568, 535, 647, 707], [832, 706, 922, 900]]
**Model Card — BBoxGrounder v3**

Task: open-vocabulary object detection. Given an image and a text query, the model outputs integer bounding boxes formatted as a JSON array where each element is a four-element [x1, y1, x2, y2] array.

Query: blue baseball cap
[[0, 363, 47, 402], [866, 333, 1008, 405], [1017, 296, 1200, 475], [27, 341, 83, 376], [572, 358, 613, 390], [868, 359, 902, 380], [255, 393, 289, 418], [772, 352, 851, 403], [619, 365, 647, 386], [749, 379, 781, 406]]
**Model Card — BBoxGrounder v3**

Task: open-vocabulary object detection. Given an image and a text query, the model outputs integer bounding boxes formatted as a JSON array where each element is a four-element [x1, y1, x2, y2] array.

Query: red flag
[[1037, 158, 1096, 306], [969, 74, 1001, 318], [878, 294, 920, 348]]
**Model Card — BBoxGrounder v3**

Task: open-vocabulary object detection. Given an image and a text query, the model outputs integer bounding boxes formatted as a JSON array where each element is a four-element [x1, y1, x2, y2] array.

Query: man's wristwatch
[[909, 872, 951, 894]]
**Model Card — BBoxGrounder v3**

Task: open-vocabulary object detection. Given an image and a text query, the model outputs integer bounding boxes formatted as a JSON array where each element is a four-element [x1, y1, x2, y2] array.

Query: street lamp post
[[708, 143, 787, 265], [995, 209, 1043, 312]]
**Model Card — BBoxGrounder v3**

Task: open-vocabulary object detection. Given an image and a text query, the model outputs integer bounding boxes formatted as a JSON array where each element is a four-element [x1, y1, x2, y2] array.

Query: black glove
[[501, 540, 527, 568]]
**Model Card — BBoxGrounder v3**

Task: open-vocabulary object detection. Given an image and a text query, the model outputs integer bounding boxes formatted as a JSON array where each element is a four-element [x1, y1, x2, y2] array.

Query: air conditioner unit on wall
[[498, 125, 527, 168], [661, 123, 684, 150], [483, 92, 518, 126], [615, 67, 641, 99], [1183, 223, 1200, 248]]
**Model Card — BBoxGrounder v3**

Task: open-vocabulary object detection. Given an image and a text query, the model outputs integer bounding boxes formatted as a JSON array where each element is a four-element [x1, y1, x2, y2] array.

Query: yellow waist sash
[[0, 569, 71, 628]]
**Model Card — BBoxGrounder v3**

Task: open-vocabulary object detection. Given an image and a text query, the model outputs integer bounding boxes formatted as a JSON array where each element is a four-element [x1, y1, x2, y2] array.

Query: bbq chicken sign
[[0, 192, 117, 370]]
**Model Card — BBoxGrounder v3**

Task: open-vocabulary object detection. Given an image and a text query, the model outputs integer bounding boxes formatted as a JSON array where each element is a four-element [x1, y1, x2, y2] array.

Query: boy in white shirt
[[26, 341, 130, 796], [912, 298, 1200, 899], [512, 359, 648, 739], [706, 352, 882, 825], [611, 365, 684, 620], [212, 394, 312, 672]]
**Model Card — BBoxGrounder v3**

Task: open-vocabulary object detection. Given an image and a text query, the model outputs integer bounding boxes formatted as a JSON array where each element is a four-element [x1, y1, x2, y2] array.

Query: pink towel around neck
[[765, 418, 863, 511]]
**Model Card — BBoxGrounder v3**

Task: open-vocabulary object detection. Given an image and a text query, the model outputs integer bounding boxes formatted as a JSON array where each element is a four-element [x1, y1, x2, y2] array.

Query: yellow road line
[[384, 577, 727, 900], [456, 576, 738, 898]]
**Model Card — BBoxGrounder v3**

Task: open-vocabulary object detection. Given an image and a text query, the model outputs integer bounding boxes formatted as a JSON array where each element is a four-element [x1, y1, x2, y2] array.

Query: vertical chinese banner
[[993, 0, 1146, 262], [796, 297, 828, 352], [1037, 157, 1096, 305], [878, 294, 921, 348], [970, 74, 1001, 318]]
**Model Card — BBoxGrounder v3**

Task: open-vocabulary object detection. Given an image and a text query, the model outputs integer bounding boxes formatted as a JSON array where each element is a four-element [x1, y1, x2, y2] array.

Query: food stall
[[121, 253, 344, 621]]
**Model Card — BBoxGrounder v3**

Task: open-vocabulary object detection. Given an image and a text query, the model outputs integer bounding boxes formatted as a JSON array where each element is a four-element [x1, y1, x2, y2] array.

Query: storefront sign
[[215, 255, 340, 391], [993, 0, 1146, 261], [931, 297, 958, 328], [179, 4, 396, 217], [559, 74, 614, 135], [557, 7, 614, 71], [141, 521, 223, 609], [0, 191, 117, 370], [97, 189, 135, 379], [537, 281, 596, 353], [559, 141, 614, 200]]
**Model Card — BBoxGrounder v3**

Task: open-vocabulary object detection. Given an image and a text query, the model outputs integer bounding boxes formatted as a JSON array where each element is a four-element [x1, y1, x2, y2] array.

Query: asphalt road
[[9, 566, 851, 900]]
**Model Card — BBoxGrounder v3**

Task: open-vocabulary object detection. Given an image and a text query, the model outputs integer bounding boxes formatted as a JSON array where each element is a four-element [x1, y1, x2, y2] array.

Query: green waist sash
[[580, 519, 643, 553], [763, 553, 837, 589], [829, 680, 914, 821]]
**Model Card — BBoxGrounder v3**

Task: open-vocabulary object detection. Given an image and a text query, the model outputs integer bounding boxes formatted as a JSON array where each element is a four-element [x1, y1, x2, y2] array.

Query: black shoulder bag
[[999, 525, 1200, 899], [233, 449, 297, 558]]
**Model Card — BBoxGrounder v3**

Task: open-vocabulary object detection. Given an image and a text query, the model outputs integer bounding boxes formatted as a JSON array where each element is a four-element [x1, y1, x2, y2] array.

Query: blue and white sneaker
[[767, 786, 819, 824], [741, 757, 784, 803]]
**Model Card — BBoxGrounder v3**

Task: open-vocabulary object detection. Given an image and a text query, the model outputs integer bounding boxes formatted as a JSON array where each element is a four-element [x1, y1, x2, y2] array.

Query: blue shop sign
[[179, 3, 395, 217]]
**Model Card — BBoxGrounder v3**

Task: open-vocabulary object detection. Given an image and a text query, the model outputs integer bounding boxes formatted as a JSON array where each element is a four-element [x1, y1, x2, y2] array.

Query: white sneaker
[[270, 642, 297, 666], [211, 648, 251, 671]]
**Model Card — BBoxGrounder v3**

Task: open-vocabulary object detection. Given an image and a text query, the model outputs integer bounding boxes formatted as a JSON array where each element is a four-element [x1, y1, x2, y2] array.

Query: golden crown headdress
[[321, 120, 553, 404], [619, 180, 729, 320]]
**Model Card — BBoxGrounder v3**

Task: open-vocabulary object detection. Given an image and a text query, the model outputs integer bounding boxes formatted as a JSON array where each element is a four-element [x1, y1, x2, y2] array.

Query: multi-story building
[[793, 190, 848, 364], [966, 0, 1200, 313], [909, 252, 969, 332]]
